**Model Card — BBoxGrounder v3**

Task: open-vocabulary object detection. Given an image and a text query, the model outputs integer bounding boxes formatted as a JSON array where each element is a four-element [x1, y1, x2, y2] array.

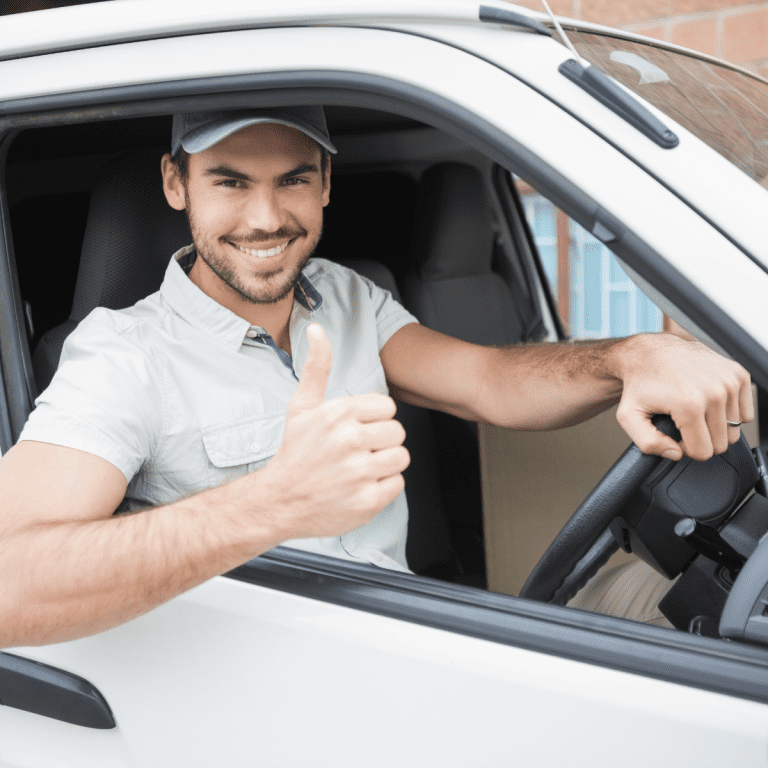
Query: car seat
[[403, 163, 536, 583]]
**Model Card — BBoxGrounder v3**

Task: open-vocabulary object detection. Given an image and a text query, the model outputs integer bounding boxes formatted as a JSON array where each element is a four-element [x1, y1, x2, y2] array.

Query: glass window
[[567, 31, 768, 192], [515, 179, 663, 339]]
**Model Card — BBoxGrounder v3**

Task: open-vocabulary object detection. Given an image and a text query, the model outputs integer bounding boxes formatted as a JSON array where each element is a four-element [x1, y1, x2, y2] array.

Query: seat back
[[31, 151, 459, 579], [32, 151, 192, 392], [402, 163, 535, 583], [405, 162, 528, 345]]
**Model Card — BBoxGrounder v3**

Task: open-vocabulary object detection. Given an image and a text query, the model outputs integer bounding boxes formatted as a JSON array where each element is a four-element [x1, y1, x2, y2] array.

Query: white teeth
[[235, 240, 291, 258]]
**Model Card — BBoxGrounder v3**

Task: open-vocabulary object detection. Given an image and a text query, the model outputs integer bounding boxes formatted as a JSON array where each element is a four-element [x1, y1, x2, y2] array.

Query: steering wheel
[[518, 414, 681, 605]]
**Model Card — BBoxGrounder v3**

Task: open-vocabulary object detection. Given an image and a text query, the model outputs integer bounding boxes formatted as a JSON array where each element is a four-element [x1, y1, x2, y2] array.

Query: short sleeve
[[17, 313, 164, 483], [358, 277, 419, 351]]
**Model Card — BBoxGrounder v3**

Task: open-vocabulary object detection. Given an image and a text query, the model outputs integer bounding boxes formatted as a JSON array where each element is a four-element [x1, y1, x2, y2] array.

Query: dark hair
[[171, 141, 330, 185]]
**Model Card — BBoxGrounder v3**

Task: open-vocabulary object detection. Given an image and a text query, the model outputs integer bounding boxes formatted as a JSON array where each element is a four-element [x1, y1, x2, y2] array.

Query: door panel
[[4, 576, 768, 767]]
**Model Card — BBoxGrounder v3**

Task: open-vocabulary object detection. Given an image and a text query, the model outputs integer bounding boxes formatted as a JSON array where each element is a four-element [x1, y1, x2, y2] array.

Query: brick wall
[[509, 0, 768, 80]]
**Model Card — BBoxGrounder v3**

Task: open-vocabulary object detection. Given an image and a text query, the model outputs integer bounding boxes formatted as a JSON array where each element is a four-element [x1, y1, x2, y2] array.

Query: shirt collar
[[159, 245, 324, 350]]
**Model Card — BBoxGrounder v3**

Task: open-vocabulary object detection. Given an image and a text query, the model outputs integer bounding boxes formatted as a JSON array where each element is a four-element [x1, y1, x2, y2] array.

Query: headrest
[[410, 163, 496, 279], [70, 151, 191, 323]]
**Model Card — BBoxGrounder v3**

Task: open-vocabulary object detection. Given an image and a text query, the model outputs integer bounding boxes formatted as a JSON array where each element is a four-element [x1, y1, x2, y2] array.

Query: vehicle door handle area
[[0, 652, 115, 729]]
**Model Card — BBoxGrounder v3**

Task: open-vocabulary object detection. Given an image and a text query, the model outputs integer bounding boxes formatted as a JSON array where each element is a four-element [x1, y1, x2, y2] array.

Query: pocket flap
[[201, 414, 285, 468]]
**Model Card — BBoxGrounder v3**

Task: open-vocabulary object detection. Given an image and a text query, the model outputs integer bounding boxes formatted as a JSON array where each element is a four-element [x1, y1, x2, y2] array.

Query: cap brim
[[182, 116, 337, 155]]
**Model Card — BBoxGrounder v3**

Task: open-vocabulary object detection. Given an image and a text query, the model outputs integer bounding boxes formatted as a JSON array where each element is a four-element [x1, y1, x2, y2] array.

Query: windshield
[[567, 31, 768, 192]]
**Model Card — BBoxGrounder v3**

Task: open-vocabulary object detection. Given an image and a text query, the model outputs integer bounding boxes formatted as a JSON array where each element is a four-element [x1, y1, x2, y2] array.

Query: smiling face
[[161, 122, 330, 314]]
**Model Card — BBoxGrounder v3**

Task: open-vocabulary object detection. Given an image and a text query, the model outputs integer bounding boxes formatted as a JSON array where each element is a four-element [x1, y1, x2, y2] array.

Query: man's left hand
[[614, 333, 754, 462]]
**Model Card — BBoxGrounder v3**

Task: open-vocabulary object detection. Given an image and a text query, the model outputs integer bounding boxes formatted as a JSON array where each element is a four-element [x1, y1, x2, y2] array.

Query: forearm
[[478, 335, 632, 429], [0, 477, 284, 648]]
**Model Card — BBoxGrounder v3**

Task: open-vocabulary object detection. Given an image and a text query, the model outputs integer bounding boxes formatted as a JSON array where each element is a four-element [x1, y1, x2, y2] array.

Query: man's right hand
[[255, 323, 409, 541]]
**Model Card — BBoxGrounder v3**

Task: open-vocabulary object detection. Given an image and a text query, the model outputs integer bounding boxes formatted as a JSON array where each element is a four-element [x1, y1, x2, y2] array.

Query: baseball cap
[[171, 106, 337, 156]]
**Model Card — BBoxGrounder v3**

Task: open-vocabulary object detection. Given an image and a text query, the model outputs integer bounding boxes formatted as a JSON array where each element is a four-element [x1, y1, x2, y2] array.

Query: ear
[[322, 154, 331, 208], [161, 153, 187, 211]]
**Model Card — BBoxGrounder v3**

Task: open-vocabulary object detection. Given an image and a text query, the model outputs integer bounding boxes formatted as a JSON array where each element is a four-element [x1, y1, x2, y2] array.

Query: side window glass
[[514, 177, 664, 340]]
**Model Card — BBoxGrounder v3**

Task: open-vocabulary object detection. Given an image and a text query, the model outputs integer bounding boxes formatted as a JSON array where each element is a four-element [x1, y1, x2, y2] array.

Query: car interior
[[7, 106, 550, 588], [6, 104, 768, 641]]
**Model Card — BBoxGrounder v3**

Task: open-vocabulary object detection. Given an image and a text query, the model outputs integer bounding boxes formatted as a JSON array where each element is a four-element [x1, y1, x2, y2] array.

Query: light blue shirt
[[19, 246, 418, 572]]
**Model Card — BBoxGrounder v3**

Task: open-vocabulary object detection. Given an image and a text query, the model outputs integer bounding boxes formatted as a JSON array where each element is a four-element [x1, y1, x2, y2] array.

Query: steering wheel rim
[[518, 415, 681, 605]]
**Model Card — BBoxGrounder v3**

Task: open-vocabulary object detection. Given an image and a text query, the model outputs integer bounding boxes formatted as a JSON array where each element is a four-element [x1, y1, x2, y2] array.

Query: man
[[0, 106, 752, 647]]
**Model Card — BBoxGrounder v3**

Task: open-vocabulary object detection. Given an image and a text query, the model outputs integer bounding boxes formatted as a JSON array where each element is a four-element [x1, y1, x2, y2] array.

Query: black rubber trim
[[479, 5, 552, 37], [0, 652, 115, 729], [0, 327, 14, 454], [495, 166, 567, 340], [229, 547, 768, 705], [0, 129, 36, 444]]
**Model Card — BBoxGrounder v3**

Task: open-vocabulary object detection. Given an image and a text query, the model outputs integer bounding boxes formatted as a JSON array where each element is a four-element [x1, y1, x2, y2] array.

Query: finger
[[368, 445, 411, 480], [360, 419, 406, 452], [738, 370, 755, 424], [726, 385, 743, 446], [617, 405, 683, 460], [705, 395, 729, 454], [289, 324, 332, 413], [345, 392, 397, 424], [375, 473, 407, 508], [677, 410, 715, 461]]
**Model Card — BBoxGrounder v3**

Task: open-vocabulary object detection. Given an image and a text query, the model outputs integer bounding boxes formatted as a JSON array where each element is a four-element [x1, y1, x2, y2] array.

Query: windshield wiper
[[536, 0, 679, 148]]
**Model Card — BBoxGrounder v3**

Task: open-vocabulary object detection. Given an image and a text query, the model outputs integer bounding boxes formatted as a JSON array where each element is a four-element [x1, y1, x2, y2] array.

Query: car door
[[2, 9, 768, 767]]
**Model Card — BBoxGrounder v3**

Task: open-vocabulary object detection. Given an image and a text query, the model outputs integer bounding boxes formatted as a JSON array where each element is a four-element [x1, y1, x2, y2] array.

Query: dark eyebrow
[[203, 163, 319, 182], [203, 165, 252, 182], [282, 163, 319, 180]]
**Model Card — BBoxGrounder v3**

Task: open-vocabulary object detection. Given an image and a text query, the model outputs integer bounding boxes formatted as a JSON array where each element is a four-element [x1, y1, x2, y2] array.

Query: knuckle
[[720, 377, 738, 400], [736, 367, 752, 386], [322, 397, 348, 419], [678, 399, 705, 422], [346, 423, 364, 448], [704, 386, 727, 407], [615, 407, 629, 428]]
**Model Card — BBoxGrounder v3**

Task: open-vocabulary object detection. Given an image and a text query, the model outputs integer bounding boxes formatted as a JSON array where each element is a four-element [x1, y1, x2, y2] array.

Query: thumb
[[620, 406, 683, 461], [289, 323, 332, 413]]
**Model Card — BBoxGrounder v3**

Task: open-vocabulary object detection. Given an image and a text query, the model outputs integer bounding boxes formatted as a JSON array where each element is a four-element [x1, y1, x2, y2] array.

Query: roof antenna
[[539, 0, 589, 67]]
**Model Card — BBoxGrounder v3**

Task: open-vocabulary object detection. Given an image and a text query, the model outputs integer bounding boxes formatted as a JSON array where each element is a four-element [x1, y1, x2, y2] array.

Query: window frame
[[1, 63, 768, 700]]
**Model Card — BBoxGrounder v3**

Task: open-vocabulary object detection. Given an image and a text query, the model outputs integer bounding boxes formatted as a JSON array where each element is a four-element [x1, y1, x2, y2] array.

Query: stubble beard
[[184, 191, 323, 305]]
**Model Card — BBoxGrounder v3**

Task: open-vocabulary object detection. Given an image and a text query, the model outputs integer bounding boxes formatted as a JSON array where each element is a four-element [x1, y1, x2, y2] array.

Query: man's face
[[162, 122, 330, 306]]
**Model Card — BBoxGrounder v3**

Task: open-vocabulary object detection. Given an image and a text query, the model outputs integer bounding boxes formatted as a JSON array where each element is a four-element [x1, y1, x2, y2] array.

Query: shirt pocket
[[344, 361, 389, 397], [201, 412, 286, 486]]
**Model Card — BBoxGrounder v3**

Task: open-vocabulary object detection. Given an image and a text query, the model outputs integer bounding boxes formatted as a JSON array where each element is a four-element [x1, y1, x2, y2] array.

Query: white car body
[[1, 1, 768, 765]]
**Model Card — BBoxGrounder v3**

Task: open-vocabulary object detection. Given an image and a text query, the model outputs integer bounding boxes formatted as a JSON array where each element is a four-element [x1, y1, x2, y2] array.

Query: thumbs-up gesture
[[258, 324, 409, 541]]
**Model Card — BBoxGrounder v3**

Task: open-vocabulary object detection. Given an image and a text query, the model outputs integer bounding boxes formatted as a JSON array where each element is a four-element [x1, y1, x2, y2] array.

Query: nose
[[243, 185, 286, 234]]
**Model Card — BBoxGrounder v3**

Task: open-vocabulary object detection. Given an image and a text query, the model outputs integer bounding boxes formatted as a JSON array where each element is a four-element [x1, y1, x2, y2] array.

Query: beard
[[184, 193, 323, 305]]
